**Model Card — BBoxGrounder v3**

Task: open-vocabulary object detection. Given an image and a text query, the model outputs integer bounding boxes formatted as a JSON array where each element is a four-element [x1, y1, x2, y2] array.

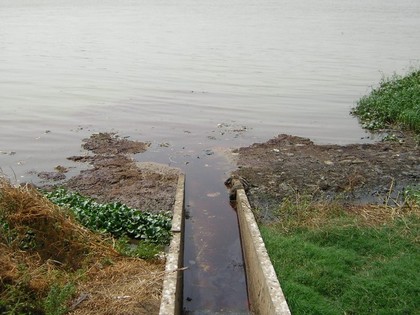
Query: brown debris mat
[[64, 133, 180, 214], [232, 134, 419, 219]]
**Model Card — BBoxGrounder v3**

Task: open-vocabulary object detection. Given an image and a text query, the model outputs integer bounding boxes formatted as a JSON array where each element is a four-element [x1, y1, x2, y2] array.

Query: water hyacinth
[[44, 188, 172, 244]]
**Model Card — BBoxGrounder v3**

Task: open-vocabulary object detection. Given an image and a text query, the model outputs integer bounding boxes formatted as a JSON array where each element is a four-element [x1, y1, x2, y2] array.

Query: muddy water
[[182, 155, 249, 313], [2, 0, 420, 184], [136, 141, 250, 312], [1, 0, 419, 312]]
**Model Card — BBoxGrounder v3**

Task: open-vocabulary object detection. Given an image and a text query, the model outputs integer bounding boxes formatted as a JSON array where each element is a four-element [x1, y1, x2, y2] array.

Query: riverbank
[[2, 128, 418, 314], [231, 70, 419, 314], [232, 131, 419, 221], [2, 69, 419, 314], [0, 133, 180, 315]]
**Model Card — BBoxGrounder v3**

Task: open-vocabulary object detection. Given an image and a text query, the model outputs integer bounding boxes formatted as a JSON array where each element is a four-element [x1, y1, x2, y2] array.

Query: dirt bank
[[232, 133, 419, 220], [41, 132, 180, 214]]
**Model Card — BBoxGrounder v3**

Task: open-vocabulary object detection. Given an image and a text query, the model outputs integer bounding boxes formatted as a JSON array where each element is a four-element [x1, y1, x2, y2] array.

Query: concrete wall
[[236, 189, 291, 315], [159, 174, 185, 315], [159, 176, 290, 315]]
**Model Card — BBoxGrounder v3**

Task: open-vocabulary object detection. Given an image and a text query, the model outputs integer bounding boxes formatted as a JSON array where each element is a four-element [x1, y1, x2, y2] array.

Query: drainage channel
[[138, 144, 251, 314], [152, 143, 290, 314], [181, 153, 250, 314]]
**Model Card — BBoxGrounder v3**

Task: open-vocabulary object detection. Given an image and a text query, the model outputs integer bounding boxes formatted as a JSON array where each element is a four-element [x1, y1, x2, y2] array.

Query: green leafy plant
[[404, 186, 420, 204], [115, 236, 164, 260], [44, 188, 172, 245], [0, 218, 14, 245], [1, 180, 164, 314], [352, 69, 420, 134], [44, 283, 75, 315]]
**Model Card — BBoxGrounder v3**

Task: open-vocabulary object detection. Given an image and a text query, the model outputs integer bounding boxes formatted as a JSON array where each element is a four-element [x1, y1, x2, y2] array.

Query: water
[[1, 0, 419, 312], [1, 0, 419, 181], [181, 154, 249, 313]]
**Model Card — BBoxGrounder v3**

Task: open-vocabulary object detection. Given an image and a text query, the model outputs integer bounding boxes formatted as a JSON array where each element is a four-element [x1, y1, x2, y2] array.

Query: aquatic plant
[[0, 179, 164, 314], [44, 188, 172, 245]]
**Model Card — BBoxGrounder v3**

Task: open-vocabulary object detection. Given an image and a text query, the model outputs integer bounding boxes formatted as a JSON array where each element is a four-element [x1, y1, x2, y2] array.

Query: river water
[[1, 0, 419, 312], [1, 0, 420, 181]]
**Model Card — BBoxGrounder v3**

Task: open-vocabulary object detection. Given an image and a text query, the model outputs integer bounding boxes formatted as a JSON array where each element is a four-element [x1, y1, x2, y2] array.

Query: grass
[[260, 194, 420, 314], [352, 69, 420, 134], [44, 284, 76, 315]]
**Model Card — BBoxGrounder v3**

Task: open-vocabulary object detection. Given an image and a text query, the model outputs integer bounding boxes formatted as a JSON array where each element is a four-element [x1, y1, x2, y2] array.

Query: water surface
[[1, 0, 419, 182]]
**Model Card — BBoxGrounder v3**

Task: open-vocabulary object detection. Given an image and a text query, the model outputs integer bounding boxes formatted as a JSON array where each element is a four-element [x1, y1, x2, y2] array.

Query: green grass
[[352, 69, 420, 133], [261, 202, 420, 314], [44, 284, 76, 315]]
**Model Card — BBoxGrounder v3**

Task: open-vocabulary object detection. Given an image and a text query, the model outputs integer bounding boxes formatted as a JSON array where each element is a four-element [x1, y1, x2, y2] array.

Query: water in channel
[[138, 145, 250, 313], [182, 154, 249, 314]]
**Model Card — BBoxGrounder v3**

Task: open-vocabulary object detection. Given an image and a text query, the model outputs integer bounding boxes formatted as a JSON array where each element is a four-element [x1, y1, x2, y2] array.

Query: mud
[[43, 133, 180, 214], [232, 133, 419, 220]]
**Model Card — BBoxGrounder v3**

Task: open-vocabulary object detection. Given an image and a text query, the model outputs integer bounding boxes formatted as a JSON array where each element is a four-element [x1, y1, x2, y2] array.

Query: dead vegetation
[[70, 259, 164, 315], [261, 188, 420, 237], [0, 178, 164, 315]]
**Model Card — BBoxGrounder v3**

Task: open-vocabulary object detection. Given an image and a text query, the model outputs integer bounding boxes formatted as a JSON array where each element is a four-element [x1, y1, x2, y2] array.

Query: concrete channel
[[159, 175, 291, 315]]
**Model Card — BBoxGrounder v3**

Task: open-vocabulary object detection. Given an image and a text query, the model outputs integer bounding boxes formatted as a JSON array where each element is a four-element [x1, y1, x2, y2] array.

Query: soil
[[38, 130, 419, 222], [231, 133, 419, 221], [42, 132, 180, 214]]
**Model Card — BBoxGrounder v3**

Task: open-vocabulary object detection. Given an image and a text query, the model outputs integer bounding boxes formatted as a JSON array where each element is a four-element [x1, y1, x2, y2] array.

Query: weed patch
[[352, 69, 420, 134], [44, 284, 76, 315]]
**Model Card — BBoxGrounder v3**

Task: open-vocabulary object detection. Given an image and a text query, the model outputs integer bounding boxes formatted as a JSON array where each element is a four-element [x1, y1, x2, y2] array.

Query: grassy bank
[[260, 71, 420, 314], [261, 195, 419, 314], [352, 69, 420, 134]]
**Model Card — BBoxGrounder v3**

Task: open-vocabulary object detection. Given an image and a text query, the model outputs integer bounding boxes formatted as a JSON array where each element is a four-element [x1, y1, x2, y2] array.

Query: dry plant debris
[[0, 178, 165, 314]]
